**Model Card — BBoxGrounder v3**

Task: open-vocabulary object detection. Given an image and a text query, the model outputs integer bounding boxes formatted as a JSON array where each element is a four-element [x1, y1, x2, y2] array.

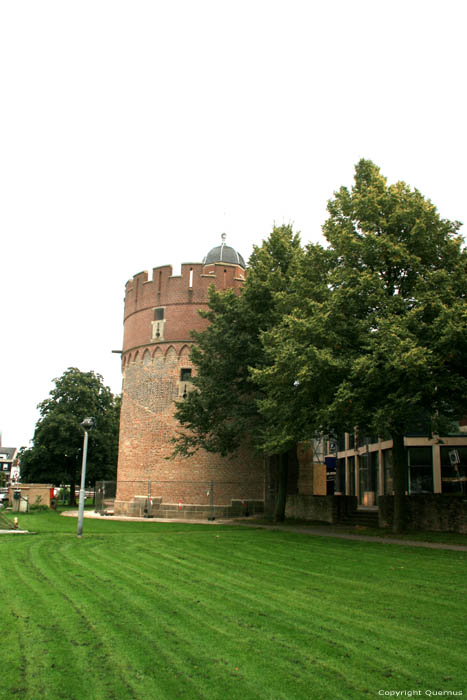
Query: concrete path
[[60, 510, 467, 552]]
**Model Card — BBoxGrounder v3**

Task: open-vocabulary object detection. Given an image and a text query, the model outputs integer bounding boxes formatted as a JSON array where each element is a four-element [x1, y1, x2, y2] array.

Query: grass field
[[0, 511, 466, 700]]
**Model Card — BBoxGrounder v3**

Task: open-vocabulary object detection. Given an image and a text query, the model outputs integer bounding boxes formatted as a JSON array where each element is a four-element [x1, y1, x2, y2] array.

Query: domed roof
[[203, 234, 246, 269]]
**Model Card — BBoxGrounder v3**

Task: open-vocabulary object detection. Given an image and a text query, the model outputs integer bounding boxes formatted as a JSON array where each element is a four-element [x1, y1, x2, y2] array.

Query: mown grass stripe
[[1, 514, 465, 700], [27, 539, 211, 700], [52, 531, 465, 695], [43, 536, 376, 696], [112, 536, 464, 660], [31, 536, 267, 700]]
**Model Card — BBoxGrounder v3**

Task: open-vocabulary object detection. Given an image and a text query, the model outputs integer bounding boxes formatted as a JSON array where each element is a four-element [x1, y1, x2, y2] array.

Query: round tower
[[115, 237, 265, 518]]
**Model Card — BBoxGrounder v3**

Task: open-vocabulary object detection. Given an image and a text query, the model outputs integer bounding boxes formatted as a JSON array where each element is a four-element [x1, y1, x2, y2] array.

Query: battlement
[[124, 261, 245, 318]]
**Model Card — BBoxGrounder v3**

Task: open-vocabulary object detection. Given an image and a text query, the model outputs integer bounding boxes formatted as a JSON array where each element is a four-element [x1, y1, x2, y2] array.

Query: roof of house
[[0, 448, 18, 462]]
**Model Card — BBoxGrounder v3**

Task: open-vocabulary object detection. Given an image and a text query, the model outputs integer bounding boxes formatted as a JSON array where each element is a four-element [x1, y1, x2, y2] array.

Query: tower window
[[151, 308, 166, 341], [180, 368, 192, 382]]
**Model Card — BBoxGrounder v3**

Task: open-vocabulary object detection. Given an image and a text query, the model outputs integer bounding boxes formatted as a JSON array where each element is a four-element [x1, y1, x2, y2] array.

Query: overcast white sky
[[1, 0, 466, 448]]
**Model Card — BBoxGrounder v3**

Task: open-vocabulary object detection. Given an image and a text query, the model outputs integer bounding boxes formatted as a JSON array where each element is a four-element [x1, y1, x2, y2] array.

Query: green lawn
[[0, 511, 465, 700]]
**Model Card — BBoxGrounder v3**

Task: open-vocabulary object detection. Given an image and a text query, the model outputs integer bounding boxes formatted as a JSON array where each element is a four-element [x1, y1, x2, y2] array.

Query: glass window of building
[[348, 456, 355, 497], [358, 450, 379, 505], [441, 446, 467, 495], [383, 449, 393, 495], [408, 447, 433, 494]]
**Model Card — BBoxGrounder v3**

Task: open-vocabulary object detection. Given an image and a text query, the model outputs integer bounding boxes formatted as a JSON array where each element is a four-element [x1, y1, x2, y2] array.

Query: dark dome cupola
[[203, 233, 246, 269]]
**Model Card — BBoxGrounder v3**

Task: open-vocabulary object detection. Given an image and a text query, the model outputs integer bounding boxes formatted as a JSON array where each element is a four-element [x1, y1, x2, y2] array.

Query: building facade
[[114, 238, 265, 517], [329, 426, 467, 506]]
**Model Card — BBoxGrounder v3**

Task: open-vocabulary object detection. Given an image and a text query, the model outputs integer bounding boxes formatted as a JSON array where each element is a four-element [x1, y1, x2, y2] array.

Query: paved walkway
[[60, 510, 467, 552]]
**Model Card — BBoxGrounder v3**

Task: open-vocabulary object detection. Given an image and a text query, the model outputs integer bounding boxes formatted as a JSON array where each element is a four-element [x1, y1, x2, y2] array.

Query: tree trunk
[[392, 432, 407, 534], [273, 452, 289, 523], [264, 454, 278, 519]]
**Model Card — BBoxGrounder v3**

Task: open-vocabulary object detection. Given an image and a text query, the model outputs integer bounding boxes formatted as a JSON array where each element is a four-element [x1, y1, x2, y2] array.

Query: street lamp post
[[77, 417, 95, 538]]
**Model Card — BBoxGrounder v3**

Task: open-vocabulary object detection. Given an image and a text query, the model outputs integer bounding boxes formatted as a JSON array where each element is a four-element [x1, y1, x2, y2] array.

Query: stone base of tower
[[113, 496, 264, 520]]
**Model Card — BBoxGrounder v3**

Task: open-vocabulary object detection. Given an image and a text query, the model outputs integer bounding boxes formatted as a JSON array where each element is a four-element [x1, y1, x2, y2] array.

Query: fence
[[95, 479, 264, 520], [95, 481, 117, 514]]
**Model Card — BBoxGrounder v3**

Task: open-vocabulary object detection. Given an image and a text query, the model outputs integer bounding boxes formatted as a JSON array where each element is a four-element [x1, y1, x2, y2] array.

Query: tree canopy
[[20, 368, 121, 504], [172, 161, 466, 531], [172, 225, 302, 520], [253, 159, 467, 531]]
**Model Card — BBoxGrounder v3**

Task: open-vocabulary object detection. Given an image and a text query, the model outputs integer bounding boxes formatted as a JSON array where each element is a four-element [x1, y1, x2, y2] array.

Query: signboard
[[10, 466, 20, 481]]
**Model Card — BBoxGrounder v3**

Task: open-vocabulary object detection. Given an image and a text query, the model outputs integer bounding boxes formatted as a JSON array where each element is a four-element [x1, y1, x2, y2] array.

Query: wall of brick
[[285, 494, 358, 523], [8, 484, 52, 508], [379, 494, 467, 533], [116, 260, 264, 515], [123, 262, 245, 355]]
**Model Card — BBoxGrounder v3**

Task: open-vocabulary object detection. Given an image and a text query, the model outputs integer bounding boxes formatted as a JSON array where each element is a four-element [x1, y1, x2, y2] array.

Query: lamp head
[[81, 417, 96, 431]]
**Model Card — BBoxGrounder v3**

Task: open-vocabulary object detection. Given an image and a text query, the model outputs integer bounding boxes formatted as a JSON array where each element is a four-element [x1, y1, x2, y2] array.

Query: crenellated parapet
[[124, 262, 245, 316], [122, 261, 245, 359]]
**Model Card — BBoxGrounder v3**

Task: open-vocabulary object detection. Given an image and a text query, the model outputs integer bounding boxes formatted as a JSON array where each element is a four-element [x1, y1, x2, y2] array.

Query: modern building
[[328, 424, 467, 506]]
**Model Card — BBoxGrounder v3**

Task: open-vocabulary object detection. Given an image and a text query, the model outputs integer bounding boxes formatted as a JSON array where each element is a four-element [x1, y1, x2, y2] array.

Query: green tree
[[20, 368, 121, 505], [254, 160, 467, 532], [173, 225, 303, 521]]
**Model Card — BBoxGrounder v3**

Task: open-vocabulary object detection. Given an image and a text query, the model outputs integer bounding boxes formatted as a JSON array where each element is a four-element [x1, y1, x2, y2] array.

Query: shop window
[[337, 457, 346, 493], [348, 456, 355, 497], [408, 447, 433, 494], [359, 450, 379, 504], [372, 451, 379, 501], [383, 449, 393, 495]]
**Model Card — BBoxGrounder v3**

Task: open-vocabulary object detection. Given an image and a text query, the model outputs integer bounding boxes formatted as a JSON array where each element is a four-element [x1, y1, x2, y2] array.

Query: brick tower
[[114, 236, 265, 517]]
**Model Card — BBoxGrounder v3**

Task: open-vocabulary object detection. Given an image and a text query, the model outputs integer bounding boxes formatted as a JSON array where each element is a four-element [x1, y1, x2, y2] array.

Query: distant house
[[0, 447, 19, 482]]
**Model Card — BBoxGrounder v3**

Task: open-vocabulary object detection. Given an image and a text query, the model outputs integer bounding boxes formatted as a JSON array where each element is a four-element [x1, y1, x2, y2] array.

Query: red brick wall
[[116, 261, 264, 513]]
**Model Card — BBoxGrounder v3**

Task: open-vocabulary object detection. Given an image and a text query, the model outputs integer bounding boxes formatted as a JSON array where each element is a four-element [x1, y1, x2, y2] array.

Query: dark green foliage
[[254, 160, 467, 532], [173, 225, 302, 520], [173, 224, 303, 458], [20, 368, 120, 504]]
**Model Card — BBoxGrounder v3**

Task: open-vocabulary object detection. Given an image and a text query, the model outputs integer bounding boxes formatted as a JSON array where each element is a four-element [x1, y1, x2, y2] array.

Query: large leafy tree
[[173, 225, 303, 521], [20, 368, 121, 505], [255, 160, 467, 532]]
